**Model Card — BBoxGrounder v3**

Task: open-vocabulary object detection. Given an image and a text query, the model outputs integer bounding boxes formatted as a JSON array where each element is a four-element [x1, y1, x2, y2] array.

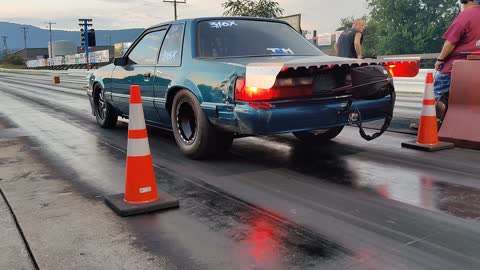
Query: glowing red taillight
[[235, 78, 313, 102], [386, 61, 419, 77], [235, 78, 275, 101]]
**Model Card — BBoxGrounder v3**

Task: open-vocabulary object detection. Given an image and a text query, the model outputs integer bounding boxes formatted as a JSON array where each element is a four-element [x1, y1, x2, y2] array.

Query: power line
[[20, 26, 29, 49], [163, 0, 186, 21], [44, 21, 56, 58]]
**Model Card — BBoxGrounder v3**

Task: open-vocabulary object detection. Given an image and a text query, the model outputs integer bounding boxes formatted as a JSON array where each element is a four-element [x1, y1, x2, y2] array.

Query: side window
[[128, 30, 166, 65], [158, 24, 185, 66]]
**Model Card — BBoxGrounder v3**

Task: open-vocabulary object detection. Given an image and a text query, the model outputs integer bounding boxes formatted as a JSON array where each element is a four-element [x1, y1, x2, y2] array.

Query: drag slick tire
[[293, 126, 344, 143], [171, 89, 234, 159], [94, 85, 118, 128]]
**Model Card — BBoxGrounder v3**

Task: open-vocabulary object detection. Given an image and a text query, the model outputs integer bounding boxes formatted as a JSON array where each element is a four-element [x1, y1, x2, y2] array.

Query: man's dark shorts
[[434, 72, 451, 99]]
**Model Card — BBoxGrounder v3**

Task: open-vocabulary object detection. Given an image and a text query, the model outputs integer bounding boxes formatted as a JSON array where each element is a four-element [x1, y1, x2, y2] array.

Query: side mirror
[[113, 57, 127, 66]]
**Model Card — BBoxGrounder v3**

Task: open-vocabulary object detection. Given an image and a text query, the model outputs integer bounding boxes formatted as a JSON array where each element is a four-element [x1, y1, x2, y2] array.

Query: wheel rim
[[176, 101, 197, 144], [97, 89, 107, 121]]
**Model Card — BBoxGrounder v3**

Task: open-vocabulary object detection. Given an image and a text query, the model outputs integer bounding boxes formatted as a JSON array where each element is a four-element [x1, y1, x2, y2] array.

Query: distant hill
[[0, 21, 144, 50]]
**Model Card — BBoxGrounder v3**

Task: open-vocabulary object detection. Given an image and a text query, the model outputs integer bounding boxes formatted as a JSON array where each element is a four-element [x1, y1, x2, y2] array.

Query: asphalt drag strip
[[0, 80, 357, 269], [1, 75, 480, 269]]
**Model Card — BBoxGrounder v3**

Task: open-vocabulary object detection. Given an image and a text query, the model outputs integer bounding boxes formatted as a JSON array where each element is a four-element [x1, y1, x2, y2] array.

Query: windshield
[[197, 19, 324, 58]]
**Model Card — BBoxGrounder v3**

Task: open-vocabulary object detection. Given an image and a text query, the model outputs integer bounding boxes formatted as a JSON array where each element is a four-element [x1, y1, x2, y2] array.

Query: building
[[8, 48, 49, 61], [48, 40, 76, 58], [77, 45, 114, 59]]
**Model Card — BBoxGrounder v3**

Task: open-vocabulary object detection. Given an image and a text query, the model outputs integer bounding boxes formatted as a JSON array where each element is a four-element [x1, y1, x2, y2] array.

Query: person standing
[[434, 0, 480, 97], [433, 0, 480, 121], [335, 19, 366, 59]]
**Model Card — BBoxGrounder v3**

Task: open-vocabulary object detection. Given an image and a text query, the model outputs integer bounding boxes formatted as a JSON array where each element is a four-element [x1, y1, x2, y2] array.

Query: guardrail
[[393, 69, 434, 94], [0, 68, 92, 78]]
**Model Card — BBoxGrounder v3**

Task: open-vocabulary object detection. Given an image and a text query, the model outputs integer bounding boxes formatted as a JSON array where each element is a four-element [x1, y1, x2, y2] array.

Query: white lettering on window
[[160, 50, 178, 62], [209, 21, 238, 29]]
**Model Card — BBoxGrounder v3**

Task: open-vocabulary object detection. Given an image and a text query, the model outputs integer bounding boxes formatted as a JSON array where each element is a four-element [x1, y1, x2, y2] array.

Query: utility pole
[[1, 36, 7, 62], [20, 26, 29, 49], [45, 21, 56, 59], [163, 0, 186, 21]]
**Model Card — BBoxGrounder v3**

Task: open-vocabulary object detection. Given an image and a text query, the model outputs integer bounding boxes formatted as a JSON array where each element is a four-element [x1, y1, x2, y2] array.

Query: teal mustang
[[87, 17, 419, 159]]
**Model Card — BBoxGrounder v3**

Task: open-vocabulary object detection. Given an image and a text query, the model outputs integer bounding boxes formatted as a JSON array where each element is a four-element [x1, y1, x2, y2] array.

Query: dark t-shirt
[[441, 7, 480, 74], [337, 28, 363, 59]]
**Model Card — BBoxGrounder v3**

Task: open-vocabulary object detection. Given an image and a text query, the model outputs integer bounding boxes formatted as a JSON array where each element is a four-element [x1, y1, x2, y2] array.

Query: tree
[[222, 0, 284, 18], [336, 16, 355, 31], [362, 22, 380, 57], [5, 55, 24, 65], [366, 0, 460, 55], [301, 30, 311, 38]]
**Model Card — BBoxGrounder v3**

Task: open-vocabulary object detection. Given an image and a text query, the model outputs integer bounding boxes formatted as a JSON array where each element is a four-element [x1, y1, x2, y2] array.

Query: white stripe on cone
[[423, 84, 435, 100], [421, 105, 436, 117], [127, 138, 151, 157], [129, 104, 147, 130]]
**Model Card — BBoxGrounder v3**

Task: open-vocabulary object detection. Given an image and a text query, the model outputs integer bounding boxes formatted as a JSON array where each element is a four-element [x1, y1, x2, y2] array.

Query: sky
[[1, 0, 368, 35]]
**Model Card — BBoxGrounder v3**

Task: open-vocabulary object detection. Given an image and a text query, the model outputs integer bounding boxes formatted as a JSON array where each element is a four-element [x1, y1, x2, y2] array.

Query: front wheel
[[293, 126, 344, 144], [94, 85, 118, 128], [171, 89, 233, 159]]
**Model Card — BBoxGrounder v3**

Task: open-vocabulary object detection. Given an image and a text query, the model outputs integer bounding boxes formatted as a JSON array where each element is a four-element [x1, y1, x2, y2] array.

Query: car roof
[[147, 16, 289, 29]]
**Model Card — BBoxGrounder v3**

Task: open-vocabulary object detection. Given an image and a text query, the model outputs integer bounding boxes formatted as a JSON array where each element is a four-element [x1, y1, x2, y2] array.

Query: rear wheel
[[171, 89, 233, 159], [293, 126, 344, 143], [94, 85, 118, 128]]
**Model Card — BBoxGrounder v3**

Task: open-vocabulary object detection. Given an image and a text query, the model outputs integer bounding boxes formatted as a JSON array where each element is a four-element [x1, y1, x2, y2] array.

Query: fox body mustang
[[87, 17, 419, 159]]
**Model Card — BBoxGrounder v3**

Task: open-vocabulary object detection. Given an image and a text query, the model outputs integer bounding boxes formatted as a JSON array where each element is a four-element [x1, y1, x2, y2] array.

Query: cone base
[[105, 191, 179, 217], [401, 140, 454, 152]]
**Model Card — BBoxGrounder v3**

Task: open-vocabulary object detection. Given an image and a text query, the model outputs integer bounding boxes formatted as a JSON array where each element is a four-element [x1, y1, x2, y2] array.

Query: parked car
[[87, 17, 418, 159]]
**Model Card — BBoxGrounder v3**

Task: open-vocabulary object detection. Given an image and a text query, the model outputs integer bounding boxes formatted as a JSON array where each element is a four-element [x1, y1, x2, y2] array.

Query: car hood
[[209, 55, 420, 89]]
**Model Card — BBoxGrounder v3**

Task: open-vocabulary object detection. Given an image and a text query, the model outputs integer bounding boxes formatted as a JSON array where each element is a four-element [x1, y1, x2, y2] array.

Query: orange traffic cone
[[402, 72, 454, 151], [105, 85, 179, 216]]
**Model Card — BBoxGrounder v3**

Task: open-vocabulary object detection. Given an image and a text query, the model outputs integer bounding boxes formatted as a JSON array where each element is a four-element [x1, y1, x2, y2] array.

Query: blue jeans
[[434, 72, 451, 100]]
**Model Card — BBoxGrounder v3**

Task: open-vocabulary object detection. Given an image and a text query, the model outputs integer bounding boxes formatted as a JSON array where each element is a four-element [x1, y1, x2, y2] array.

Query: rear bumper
[[229, 97, 392, 135]]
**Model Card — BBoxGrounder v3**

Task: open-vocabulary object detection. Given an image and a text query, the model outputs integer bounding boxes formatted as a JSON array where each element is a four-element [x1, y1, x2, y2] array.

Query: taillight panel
[[386, 61, 419, 77], [235, 77, 313, 102]]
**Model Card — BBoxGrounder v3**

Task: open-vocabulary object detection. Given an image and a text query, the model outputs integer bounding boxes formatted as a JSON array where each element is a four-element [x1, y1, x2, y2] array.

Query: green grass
[[0, 63, 25, 69]]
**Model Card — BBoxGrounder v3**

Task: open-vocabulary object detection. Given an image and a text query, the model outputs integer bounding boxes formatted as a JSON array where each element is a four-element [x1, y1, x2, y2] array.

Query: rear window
[[197, 20, 323, 58]]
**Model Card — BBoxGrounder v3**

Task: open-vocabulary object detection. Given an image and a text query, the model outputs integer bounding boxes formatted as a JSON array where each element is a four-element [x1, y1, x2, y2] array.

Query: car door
[[153, 23, 185, 126], [110, 28, 167, 123]]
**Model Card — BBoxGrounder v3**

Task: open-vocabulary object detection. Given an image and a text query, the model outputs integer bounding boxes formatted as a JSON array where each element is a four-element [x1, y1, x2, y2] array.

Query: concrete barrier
[[67, 69, 93, 78], [0, 68, 67, 76], [0, 68, 93, 79], [439, 60, 480, 150]]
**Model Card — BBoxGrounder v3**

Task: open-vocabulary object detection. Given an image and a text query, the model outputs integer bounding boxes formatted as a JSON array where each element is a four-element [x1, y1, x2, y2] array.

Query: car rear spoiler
[[246, 57, 420, 89]]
